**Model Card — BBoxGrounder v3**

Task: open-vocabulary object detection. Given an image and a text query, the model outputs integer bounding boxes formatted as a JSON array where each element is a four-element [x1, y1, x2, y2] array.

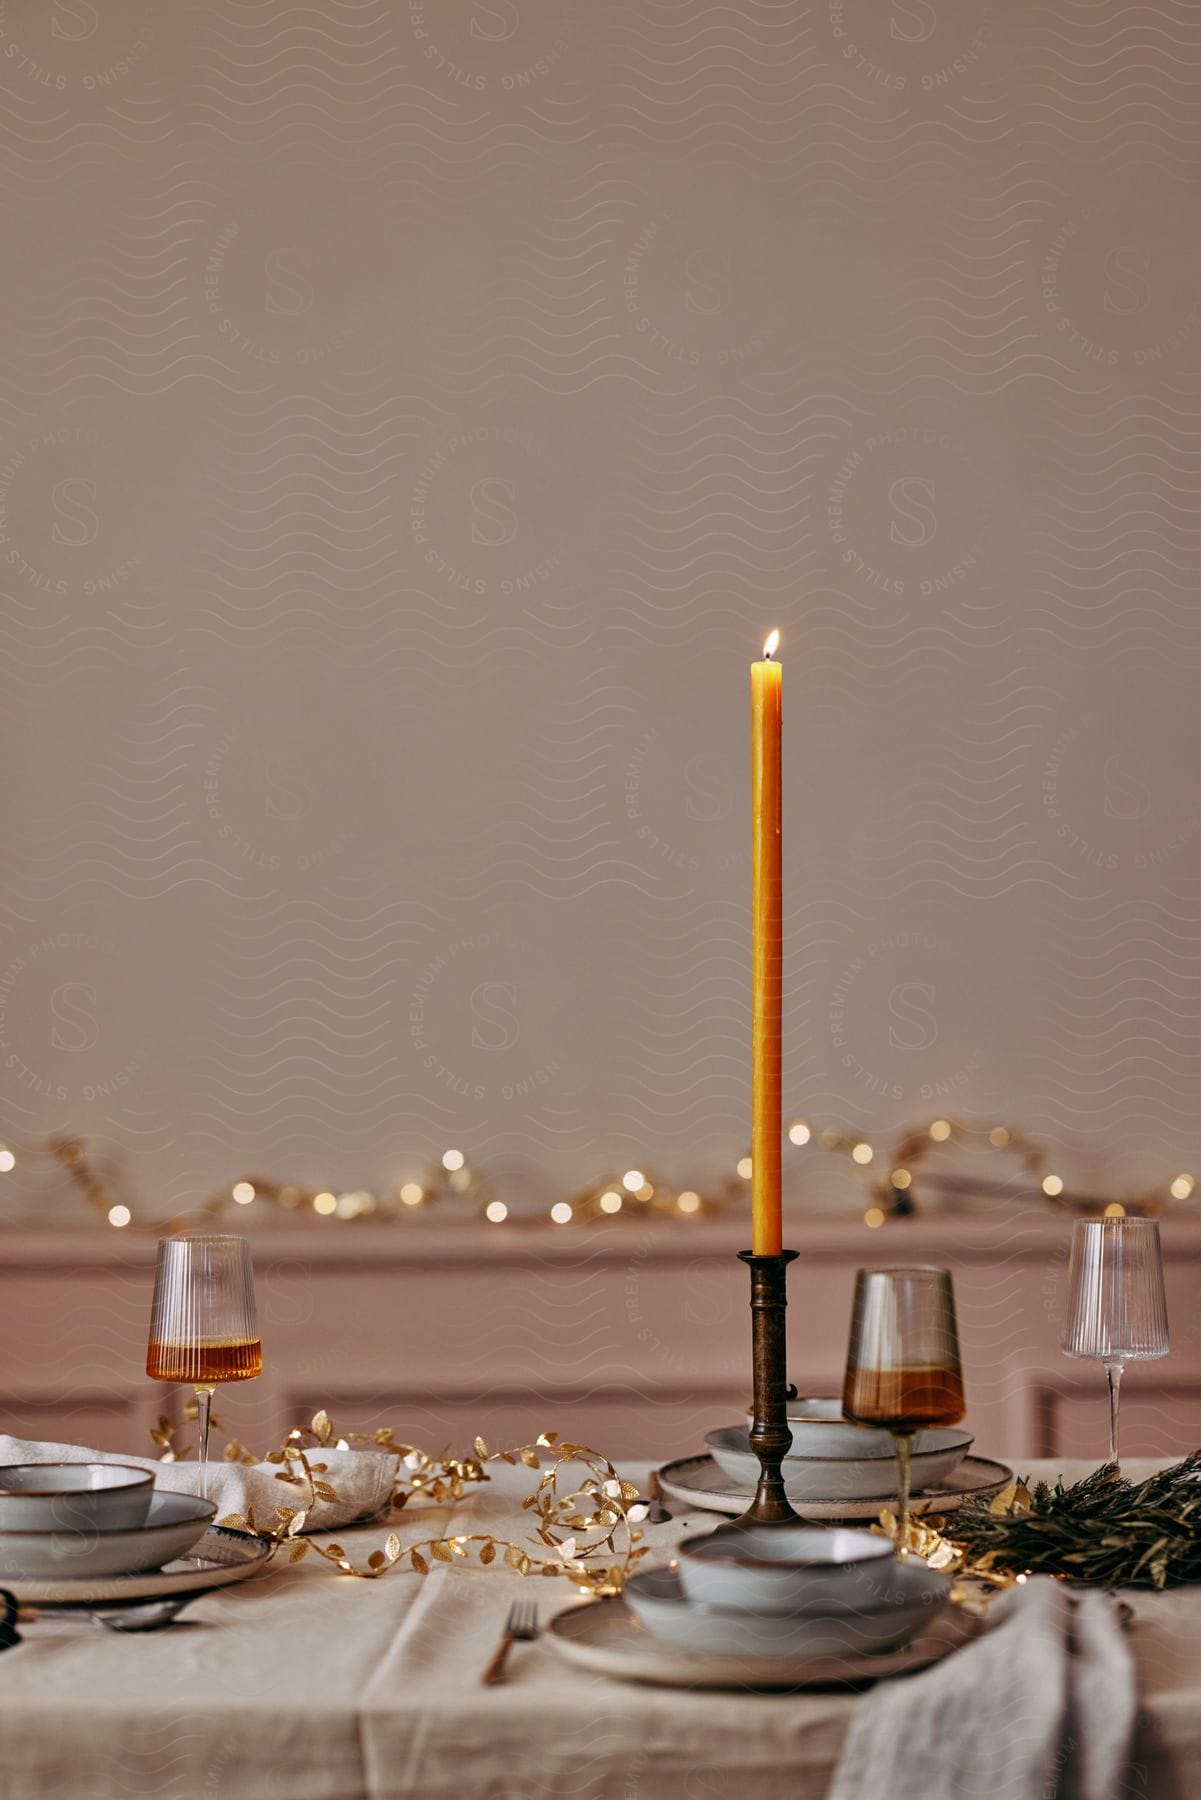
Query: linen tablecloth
[[0, 1461, 1192, 1799]]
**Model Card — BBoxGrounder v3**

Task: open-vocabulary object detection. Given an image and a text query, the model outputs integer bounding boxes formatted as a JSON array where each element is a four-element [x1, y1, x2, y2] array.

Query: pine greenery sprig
[[949, 1452, 1201, 1589]]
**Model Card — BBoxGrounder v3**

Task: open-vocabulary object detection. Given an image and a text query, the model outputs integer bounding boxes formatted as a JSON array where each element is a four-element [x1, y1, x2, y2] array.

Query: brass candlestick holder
[[734, 1248, 801, 1526]]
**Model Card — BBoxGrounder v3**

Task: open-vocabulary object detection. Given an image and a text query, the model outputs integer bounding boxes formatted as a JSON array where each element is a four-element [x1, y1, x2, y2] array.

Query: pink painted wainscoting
[[2, 1217, 1199, 1468]]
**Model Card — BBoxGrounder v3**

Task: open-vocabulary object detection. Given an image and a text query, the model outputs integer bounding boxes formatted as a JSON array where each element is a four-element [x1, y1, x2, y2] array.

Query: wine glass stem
[[195, 1384, 214, 1499], [1105, 1361, 1124, 1470], [893, 1430, 915, 1556]]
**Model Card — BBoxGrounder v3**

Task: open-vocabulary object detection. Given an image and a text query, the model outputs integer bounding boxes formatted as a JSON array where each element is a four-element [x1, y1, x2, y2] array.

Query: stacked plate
[[720, 1395, 974, 1502], [546, 1524, 968, 1690], [655, 1397, 1012, 1519], [0, 1462, 268, 1604]]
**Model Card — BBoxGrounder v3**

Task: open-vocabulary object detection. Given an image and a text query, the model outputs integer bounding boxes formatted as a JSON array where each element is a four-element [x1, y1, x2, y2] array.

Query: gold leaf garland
[[158, 1408, 1201, 1597], [156, 1406, 651, 1596]]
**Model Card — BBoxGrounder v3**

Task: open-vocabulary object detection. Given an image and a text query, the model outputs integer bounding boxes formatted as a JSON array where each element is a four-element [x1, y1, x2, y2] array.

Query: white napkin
[[826, 1576, 1136, 1800], [0, 1434, 398, 1535]]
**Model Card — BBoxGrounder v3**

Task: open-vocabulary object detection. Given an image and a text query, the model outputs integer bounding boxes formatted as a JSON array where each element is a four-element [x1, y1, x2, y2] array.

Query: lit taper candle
[[750, 630, 782, 1256]]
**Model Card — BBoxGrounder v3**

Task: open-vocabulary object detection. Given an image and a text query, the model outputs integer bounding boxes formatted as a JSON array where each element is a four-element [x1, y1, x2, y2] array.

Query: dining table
[[0, 1459, 1197, 1800]]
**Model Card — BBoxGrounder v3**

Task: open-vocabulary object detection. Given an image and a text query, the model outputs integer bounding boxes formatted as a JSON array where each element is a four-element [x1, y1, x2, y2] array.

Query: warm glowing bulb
[[637, 1181, 654, 1200], [1042, 1175, 1064, 1197], [851, 1142, 873, 1166], [108, 1204, 131, 1228], [763, 629, 779, 659], [0, 1149, 14, 1173], [929, 1120, 952, 1142], [864, 1207, 885, 1229], [1104, 1202, 1126, 1219], [399, 1182, 424, 1205], [550, 1202, 573, 1224], [442, 1149, 465, 1172], [485, 1200, 507, 1223], [232, 1181, 255, 1205], [677, 1190, 700, 1213], [736, 1156, 753, 1180], [599, 1191, 622, 1214], [891, 1169, 912, 1190], [788, 1122, 810, 1146], [989, 1127, 1010, 1148], [1170, 1174, 1195, 1200], [622, 1169, 644, 1192], [313, 1191, 337, 1215]]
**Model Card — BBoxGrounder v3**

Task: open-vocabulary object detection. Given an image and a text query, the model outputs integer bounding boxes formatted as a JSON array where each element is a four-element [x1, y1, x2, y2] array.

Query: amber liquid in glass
[[842, 1363, 965, 1430], [146, 1337, 263, 1385]]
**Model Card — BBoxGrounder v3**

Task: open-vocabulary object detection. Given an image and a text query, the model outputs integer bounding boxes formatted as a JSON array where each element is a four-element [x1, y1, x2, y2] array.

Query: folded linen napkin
[[826, 1576, 1136, 1800], [0, 1434, 398, 1535]]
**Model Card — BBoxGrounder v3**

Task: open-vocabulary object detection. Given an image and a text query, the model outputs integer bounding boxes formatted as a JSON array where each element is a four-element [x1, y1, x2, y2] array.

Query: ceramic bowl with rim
[[711, 1424, 973, 1502], [0, 1463, 155, 1534], [626, 1558, 950, 1657], [0, 1490, 216, 1579], [677, 1523, 895, 1614], [743, 1397, 970, 1462]]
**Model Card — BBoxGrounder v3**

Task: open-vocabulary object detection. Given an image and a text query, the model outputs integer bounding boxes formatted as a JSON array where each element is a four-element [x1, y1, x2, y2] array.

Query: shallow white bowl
[[627, 1560, 949, 1657], [711, 1423, 973, 1503], [677, 1523, 894, 1614], [744, 1397, 971, 1462], [0, 1490, 216, 1579], [0, 1463, 154, 1534]]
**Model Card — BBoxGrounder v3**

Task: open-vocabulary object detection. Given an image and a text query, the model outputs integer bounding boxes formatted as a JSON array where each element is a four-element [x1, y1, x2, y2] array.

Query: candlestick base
[[733, 1248, 801, 1527]]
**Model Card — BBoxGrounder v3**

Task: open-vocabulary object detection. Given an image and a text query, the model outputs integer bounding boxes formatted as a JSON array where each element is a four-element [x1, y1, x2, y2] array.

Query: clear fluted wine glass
[[842, 1267, 965, 1556], [1061, 1217, 1169, 1470], [147, 1236, 262, 1497]]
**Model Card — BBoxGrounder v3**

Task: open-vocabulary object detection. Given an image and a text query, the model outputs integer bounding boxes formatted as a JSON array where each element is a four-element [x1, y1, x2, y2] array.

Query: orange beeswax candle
[[750, 632, 783, 1256]]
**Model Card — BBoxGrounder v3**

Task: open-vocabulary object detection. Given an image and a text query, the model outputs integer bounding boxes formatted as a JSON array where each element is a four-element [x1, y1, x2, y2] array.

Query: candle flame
[[763, 629, 780, 659]]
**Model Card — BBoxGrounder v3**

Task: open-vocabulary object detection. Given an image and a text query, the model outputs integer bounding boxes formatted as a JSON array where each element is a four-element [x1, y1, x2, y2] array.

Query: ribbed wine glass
[[1061, 1217, 1169, 1470], [147, 1236, 262, 1497]]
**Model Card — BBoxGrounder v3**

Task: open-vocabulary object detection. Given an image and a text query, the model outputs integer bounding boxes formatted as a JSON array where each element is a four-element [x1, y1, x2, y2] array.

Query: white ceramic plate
[[0, 1523, 272, 1605], [546, 1592, 978, 1690], [0, 1490, 217, 1580], [743, 1397, 966, 1460], [708, 1424, 973, 1502], [657, 1452, 1013, 1520], [624, 1562, 949, 1658]]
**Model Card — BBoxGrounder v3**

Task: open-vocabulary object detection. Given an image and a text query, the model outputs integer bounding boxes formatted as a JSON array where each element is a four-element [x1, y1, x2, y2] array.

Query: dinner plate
[[0, 1491, 216, 1580], [624, 1563, 949, 1658], [545, 1593, 979, 1690], [657, 1452, 1013, 1520], [707, 1423, 973, 1503], [0, 1524, 272, 1605]]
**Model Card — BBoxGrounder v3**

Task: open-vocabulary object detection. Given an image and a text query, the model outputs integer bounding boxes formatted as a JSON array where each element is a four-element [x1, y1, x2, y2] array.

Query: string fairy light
[[799, 1116, 1192, 1228], [0, 1124, 1193, 1235]]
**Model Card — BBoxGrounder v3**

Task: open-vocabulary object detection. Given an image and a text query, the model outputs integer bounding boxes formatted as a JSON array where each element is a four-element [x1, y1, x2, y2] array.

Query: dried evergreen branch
[[947, 1452, 1201, 1589]]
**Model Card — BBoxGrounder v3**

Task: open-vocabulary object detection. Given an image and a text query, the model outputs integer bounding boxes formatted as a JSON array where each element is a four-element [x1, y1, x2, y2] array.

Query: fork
[[481, 1598, 538, 1684], [644, 1469, 673, 1524]]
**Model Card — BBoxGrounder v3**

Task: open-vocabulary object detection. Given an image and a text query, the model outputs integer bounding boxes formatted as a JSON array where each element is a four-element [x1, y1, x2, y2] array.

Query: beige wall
[[1, 0, 1200, 1221]]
